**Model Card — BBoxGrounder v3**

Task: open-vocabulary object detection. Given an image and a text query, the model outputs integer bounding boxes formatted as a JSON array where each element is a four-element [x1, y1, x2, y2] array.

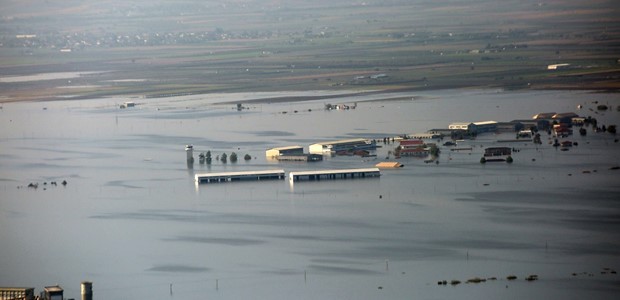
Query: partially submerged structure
[[266, 146, 322, 162], [518, 130, 533, 139], [276, 154, 323, 162], [195, 170, 285, 184], [553, 123, 573, 137], [533, 112, 556, 120], [512, 119, 550, 131], [309, 138, 376, 154], [481, 147, 512, 163], [448, 121, 498, 135], [265, 146, 304, 158], [396, 139, 430, 157], [289, 168, 380, 181]]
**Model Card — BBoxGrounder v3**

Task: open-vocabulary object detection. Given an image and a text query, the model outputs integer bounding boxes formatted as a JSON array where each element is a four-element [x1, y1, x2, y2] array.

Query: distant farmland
[[1, 0, 619, 102]]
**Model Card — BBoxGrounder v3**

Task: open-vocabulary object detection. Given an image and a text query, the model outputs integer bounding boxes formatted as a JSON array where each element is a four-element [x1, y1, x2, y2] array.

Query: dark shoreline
[[3, 84, 617, 105]]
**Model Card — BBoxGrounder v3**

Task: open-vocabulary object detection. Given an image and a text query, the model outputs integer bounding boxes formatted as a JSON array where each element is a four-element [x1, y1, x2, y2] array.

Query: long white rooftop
[[195, 169, 285, 183], [288, 168, 381, 181]]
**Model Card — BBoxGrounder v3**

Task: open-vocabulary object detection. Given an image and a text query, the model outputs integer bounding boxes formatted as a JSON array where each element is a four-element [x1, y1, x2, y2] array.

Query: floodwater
[[1, 89, 619, 299]]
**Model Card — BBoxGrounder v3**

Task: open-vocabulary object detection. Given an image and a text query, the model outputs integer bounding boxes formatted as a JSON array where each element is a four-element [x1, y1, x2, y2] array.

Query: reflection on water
[[1, 89, 619, 299]]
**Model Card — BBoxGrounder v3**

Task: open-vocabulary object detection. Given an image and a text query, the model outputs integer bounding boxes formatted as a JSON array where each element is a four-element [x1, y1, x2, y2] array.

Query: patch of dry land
[[1, 0, 619, 103]]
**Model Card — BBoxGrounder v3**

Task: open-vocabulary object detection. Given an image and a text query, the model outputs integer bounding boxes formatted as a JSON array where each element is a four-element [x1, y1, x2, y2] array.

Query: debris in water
[[525, 275, 539, 281]]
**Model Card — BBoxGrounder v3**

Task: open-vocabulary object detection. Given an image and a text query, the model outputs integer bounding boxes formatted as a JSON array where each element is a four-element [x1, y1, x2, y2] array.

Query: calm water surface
[[1, 89, 619, 299]]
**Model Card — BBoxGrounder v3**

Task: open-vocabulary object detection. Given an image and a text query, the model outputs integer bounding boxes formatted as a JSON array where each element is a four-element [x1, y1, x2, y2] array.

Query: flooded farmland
[[1, 89, 619, 299]]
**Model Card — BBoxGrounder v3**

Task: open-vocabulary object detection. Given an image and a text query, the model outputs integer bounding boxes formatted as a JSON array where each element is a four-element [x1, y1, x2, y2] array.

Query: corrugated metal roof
[[268, 145, 303, 151], [533, 112, 556, 119], [289, 168, 380, 176], [311, 138, 369, 146], [195, 169, 285, 180], [472, 120, 498, 125]]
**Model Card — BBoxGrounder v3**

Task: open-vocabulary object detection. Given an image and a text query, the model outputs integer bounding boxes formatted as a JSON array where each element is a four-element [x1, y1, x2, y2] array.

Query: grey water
[[1, 89, 619, 299]]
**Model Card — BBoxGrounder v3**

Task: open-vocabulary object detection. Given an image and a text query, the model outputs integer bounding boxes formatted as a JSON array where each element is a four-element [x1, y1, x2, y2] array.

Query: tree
[[220, 153, 227, 163], [206, 151, 212, 164], [244, 154, 252, 161], [230, 152, 238, 162], [429, 144, 440, 157]]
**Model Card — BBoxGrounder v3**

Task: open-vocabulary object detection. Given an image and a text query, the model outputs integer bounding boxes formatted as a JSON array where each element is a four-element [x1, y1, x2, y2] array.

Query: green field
[[1, 0, 619, 102]]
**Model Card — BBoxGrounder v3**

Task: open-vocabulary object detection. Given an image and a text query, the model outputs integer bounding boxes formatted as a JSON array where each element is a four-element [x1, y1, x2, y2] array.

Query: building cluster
[[0, 282, 91, 300], [263, 111, 596, 163], [426, 111, 586, 140], [193, 139, 388, 185], [193, 107, 614, 184], [2, 28, 267, 52], [262, 109, 609, 166], [4, 25, 341, 52]]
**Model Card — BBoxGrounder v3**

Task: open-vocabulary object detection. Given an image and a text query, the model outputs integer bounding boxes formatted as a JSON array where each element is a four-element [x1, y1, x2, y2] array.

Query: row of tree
[[198, 151, 252, 164]]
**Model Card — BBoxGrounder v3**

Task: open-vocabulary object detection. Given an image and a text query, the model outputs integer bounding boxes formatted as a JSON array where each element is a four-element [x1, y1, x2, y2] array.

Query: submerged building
[[448, 121, 498, 134], [309, 138, 377, 154], [276, 154, 323, 162], [266, 146, 304, 158], [396, 139, 430, 157], [533, 112, 556, 120], [195, 170, 285, 184], [481, 147, 512, 163], [289, 168, 381, 181]]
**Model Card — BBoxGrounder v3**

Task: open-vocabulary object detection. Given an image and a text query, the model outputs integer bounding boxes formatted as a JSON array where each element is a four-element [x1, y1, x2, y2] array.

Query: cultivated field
[[1, 0, 619, 102]]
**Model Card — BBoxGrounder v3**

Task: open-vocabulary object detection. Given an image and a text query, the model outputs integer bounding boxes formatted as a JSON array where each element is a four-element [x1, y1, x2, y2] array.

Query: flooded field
[[1, 89, 619, 299]]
